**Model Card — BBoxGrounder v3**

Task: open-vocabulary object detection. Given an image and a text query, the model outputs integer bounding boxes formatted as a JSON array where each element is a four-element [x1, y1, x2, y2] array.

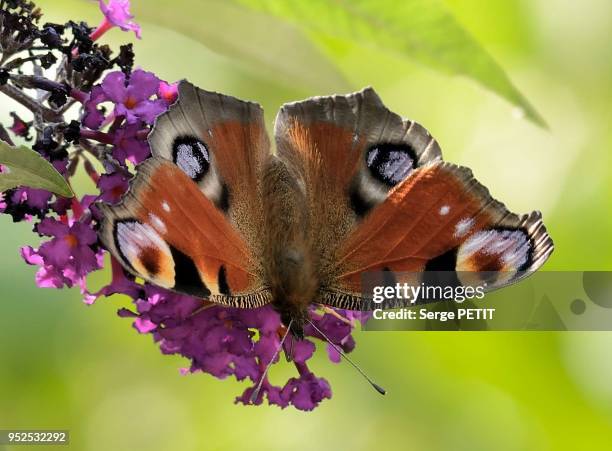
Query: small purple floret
[[98, 0, 142, 39]]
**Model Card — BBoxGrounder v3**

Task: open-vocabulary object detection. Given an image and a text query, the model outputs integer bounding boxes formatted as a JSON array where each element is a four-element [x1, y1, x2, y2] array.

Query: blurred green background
[[1, 0, 612, 450]]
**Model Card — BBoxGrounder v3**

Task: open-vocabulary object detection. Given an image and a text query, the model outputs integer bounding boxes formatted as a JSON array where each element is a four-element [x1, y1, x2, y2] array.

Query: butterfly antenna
[[305, 318, 386, 396], [250, 319, 293, 404]]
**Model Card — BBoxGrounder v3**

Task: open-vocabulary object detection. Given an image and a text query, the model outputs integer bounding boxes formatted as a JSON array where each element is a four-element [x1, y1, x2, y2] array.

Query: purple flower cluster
[[116, 283, 365, 410], [22, 219, 102, 296], [0, 0, 367, 411], [84, 70, 168, 131], [17, 67, 173, 298]]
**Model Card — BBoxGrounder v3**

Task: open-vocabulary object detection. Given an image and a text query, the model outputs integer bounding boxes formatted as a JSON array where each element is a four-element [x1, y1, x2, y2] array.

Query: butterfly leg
[[187, 301, 217, 318], [321, 306, 354, 326]]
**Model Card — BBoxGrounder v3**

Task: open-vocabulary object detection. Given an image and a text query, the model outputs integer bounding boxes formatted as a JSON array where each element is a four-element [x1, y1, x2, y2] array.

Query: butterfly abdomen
[[261, 156, 318, 335]]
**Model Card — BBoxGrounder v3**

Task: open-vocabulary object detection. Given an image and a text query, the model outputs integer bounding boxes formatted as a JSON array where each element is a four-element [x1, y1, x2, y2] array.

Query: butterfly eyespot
[[456, 228, 532, 273], [349, 143, 419, 217], [439, 205, 450, 216], [139, 247, 162, 275], [173, 136, 210, 181], [114, 220, 175, 287], [365, 143, 416, 187]]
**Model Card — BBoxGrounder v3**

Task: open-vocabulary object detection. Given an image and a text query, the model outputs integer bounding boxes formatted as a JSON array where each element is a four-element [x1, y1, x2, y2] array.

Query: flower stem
[[0, 83, 62, 122], [80, 129, 114, 145], [71, 197, 85, 220], [294, 361, 310, 377], [72, 18, 113, 58], [90, 18, 114, 42], [70, 88, 88, 103], [136, 129, 149, 140], [0, 124, 15, 146], [82, 155, 100, 183]]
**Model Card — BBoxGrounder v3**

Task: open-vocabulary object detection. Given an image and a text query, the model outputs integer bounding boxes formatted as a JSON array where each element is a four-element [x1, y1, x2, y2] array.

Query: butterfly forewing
[[99, 81, 273, 308]]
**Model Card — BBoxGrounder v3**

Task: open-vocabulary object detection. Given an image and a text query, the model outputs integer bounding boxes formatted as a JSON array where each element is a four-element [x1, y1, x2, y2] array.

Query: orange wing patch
[[337, 163, 493, 273], [333, 161, 553, 293], [99, 157, 263, 300]]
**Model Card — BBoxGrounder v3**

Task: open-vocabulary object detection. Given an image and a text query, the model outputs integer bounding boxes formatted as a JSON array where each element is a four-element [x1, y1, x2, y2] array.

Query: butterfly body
[[98, 81, 553, 338], [261, 155, 318, 337]]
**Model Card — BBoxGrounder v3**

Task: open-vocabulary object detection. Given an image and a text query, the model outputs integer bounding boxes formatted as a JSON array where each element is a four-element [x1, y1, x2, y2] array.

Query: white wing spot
[[162, 201, 171, 212], [148, 213, 167, 234], [439, 205, 450, 216], [454, 218, 475, 238]]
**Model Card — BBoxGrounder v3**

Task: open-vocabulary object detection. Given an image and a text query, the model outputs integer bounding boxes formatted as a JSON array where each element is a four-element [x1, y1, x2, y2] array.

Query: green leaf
[[133, 0, 350, 92], [231, 0, 546, 127], [0, 142, 73, 198]]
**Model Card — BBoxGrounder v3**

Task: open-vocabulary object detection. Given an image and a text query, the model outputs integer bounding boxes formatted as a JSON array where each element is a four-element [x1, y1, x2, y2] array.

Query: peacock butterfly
[[99, 81, 554, 342]]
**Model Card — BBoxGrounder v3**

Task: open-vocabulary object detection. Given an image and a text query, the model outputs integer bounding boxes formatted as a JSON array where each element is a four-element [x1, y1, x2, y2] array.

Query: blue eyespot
[[366, 144, 415, 186], [173, 136, 209, 181]]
